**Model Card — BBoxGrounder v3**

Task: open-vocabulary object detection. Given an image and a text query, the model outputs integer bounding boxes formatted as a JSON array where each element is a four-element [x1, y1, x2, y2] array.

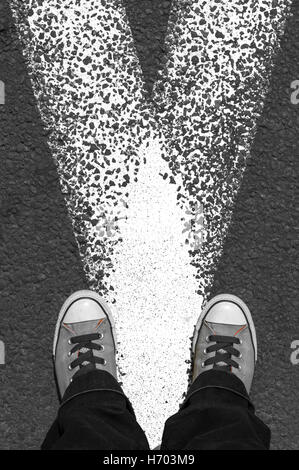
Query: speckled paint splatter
[[154, 0, 292, 296], [9, 0, 292, 448], [9, 0, 154, 296]]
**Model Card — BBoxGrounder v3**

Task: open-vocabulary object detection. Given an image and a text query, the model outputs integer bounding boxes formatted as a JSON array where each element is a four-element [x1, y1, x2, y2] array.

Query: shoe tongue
[[205, 321, 246, 368], [65, 319, 103, 336], [64, 319, 105, 368], [206, 321, 246, 337]]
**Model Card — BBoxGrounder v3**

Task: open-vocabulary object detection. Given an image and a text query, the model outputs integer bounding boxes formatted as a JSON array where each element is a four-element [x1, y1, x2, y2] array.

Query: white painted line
[[154, 0, 292, 296], [9, 0, 151, 297], [110, 135, 200, 445]]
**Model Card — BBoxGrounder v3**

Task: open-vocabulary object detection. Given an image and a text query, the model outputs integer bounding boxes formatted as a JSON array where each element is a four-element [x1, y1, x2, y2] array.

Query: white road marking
[[154, 0, 292, 296], [9, 0, 292, 447], [110, 135, 200, 444]]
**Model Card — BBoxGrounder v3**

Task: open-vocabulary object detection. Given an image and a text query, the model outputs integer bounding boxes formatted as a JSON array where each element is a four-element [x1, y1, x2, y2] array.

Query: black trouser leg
[[41, 370, 149, 450], [161, 370, 271, 450]]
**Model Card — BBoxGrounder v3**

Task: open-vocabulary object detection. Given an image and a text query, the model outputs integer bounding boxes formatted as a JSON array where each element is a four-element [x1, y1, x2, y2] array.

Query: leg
[[42, 290, 149, 450], [161, 294, 271, 450], [42, 370, 149, 450], [161, 370, 270, 450]]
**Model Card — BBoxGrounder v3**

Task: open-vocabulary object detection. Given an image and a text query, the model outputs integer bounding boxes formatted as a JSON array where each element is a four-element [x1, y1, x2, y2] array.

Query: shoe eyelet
[[238, 365, 242, 370], [68, 339, 72, 345], [98, 333, 104, 339], [70, 378, 73, 383], [239, 353, 242, 359], [206, 336, 210, 342], [101, 345, 105, 351], [203, 349, 207, 354], [201, 362, 206, 368], [103, 359, 107, 366], [239, 339, 242, 345], [68, 351, 72, 357], [68, 365, 72, 371]]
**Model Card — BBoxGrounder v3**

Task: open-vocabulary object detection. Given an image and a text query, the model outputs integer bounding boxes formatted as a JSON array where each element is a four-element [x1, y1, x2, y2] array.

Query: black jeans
[[42, 370, 270, 450]]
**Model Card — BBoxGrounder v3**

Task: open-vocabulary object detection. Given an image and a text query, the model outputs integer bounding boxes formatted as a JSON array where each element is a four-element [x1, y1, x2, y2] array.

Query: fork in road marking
[[9, 0, 292, 447]]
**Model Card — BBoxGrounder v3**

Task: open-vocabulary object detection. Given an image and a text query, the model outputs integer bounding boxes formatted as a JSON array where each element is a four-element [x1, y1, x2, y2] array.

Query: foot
[[53, 290, 117, 398], [192, 294, 257, 394]]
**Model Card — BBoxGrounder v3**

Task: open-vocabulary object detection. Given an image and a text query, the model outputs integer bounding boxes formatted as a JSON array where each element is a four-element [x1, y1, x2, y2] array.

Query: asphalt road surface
[[0, 0, 298, 449]]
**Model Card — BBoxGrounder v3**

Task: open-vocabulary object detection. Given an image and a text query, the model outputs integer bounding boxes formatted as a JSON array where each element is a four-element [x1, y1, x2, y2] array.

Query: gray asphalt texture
[[0, 0, 298, 449], [0, 0, 87, 449]]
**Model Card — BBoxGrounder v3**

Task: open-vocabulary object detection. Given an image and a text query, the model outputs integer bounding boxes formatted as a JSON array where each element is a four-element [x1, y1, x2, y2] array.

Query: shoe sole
[[192, 293, 257, 361], [53, 290, 117, 358]]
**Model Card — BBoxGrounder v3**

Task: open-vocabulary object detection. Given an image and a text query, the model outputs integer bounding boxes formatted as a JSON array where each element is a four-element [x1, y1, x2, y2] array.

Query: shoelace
[[203, 335, 241, 372], [68, 333, 105, 371]]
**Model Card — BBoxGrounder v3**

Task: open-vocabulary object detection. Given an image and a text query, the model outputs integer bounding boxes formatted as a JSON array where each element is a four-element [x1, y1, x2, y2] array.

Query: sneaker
[[53, 290, 117, 399], [192, 294, 257, 394]]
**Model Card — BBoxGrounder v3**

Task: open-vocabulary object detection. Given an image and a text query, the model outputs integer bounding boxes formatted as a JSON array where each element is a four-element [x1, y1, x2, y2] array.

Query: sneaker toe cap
[[205, 301, 246, 326], [63, 298, 107, 324]]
